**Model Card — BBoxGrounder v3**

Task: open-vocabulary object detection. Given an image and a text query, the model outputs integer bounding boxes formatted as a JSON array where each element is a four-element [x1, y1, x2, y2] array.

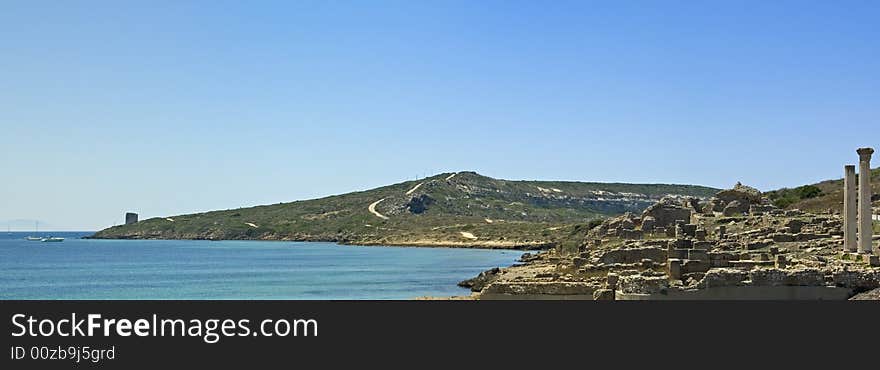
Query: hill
[[90, 172, 718, 248], [766, 167, 880, 213]]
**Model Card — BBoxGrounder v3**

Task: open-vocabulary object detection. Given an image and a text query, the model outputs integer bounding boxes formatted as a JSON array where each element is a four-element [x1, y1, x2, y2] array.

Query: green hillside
[[90, 172, 718, 249], [766, 167, 880, 213]]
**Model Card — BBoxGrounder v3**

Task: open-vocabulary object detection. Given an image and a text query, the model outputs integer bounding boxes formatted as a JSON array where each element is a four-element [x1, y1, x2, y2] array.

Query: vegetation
[[766, 167, 880, 213], [90, 171, 718, 249], [766, 185, 823, 208]]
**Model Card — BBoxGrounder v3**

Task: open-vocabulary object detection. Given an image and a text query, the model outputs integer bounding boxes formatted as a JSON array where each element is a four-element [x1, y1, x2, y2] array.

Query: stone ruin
[[707, 182, 773, 216], [474, 150, 879, 300]]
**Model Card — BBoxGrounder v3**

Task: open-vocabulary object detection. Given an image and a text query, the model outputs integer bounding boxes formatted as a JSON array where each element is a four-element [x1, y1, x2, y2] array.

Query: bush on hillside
[[767, 185, 823, 208]]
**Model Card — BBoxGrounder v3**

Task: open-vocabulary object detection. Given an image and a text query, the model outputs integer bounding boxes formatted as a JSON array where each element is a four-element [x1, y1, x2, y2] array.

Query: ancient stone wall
[[595, 247, 667, 265]]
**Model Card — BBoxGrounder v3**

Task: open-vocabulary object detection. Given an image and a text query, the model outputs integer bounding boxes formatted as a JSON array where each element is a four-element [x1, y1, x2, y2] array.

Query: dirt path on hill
[[459, 232, 478, 240], [405, 182, 424, 196], [368, 199, 389, 220]]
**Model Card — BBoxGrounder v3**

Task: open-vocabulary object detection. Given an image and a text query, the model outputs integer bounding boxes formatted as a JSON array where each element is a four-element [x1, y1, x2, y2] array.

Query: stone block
[[695, 229, 707, 241], [729, 260, 774, 270], [708, 251, 737, 268], [682, 259, 710, 274], [619, 229, 643, 240], [795, 233, 827, 241], [617, 274, 669, 294], [669, 238, 693, 249], [770, 233, 795, 243], [667, 248, 688, 259], [682, 224, 698, 237], [593, 289, 615, 300], [717, 225, 727, 239], [668, 259, 682, 280], [606, 273, 620, 289], [693, 241, 714, 250], [749, 268, 825, 287], [687, 249, 709, 262], [596, 247, 668, 264], [746, 240, 772, 250], [784, 219, 804, 233], [775, 255, 787, 269], [695, 268, 749, 288]]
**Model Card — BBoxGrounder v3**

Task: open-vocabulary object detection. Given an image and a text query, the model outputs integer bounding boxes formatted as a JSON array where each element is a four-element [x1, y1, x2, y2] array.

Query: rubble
[[594, 247, 666, 265], [470, 174, 880, 300], [641, 199, 693, 228], [749, 268, 825, 287], [694, 268, 749, 288], [618, 274, 669, 294]]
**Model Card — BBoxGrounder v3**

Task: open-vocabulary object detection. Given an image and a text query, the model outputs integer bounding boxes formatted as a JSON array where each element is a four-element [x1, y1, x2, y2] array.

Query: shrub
[[767, 185, 822, 208], [794, 185, 822, 199]]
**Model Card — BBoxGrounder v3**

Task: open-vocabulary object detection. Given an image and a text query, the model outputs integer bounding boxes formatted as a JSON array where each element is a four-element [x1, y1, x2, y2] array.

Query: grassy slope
[[91, 172, 718, 248], [766, 167, 880, 213]]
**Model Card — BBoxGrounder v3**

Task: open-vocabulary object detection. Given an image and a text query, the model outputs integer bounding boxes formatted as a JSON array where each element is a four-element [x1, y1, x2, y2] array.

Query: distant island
[[89, 172, 718, 249]]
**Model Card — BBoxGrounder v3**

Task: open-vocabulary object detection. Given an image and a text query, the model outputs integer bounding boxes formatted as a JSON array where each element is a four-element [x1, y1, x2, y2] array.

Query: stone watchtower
[[125, 212, 139, 225]]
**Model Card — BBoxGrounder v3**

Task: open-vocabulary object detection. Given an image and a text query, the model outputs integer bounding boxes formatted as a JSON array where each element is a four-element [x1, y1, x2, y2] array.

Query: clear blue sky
[[1, 1, 877, 230]]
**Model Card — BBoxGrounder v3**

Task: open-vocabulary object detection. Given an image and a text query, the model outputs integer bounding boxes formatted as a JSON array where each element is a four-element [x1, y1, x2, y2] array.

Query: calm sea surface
[[0, 232, 523, 299]]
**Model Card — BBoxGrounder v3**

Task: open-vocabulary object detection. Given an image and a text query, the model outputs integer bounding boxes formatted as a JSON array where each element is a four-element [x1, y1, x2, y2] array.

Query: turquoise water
[[0, 232, 524, 299]]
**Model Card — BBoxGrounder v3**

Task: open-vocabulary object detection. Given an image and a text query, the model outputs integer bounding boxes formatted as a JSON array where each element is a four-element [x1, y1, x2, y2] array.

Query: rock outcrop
[[406, 194, 435, 214], [641, 198, 693, 228]]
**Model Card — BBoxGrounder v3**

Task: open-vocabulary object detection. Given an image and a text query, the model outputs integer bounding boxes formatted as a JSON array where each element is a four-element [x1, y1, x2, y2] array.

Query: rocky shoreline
[[85, 233, 550, 250]]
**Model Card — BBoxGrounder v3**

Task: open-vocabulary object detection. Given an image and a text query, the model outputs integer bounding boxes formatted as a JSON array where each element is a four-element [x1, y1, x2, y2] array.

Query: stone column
[[844, 165, 857, 252], [857, 147, 874, 254]]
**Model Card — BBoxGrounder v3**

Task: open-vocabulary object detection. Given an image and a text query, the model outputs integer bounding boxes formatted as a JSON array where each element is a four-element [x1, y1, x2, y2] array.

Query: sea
[[0, 232, 524, 299]]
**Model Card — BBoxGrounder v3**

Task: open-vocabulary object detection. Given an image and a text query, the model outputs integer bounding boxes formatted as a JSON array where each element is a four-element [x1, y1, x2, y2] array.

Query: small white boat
[[41, 237, 64, 243], [25, 221, 42, 241]]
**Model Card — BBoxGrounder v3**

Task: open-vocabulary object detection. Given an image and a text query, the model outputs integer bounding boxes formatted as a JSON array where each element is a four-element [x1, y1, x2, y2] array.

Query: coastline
[[85, 234, 553, 250], [2, 235, 526, 299], [82, 234, 540, 299], [419, 250, 552, 300]]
